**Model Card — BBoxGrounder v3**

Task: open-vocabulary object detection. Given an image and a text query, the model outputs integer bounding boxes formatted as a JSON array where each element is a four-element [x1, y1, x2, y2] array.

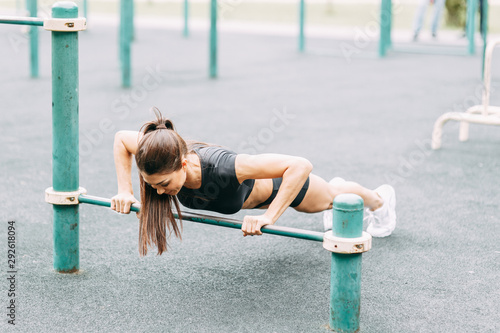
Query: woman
[[111, 110, 396, 256]]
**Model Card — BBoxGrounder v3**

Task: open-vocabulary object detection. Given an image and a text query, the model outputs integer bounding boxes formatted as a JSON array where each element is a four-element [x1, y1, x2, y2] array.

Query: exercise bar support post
[[481, 0, 489, 77], [378, 0, 480, 58], [379, 0, 392, 57], [466, 0, 477, 55], [183, 0, 189, 37], [27, 0, 38, 78], [50, 2, 81, 273], [0, 11, 43, 78], [323, 194, 371, 332], [83, 0, 88, 20], [299, 0, 305, 52], [120, 0, 133, 87], [210, 0, 217, 78]]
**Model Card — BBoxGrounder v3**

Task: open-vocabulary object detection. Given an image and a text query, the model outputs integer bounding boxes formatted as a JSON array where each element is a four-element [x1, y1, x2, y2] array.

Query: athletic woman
[[111, 110, 396, 255]]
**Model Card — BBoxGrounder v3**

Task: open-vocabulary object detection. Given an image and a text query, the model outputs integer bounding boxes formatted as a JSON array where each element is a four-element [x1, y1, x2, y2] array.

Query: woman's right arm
[[111, 130, 143, 214]]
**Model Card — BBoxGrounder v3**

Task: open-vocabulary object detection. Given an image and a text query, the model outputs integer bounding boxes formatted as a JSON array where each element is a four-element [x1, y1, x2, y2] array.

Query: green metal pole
[[83, 0, 88, 20], [466, 0, 477, 55], [51, 1, 80, 273], [0, 16, 43, 25], [131, 0, 135, 41], [379, 0, 391, 57], [378, 2, 383, 57], [481, 0, 488, 79], [119, 0, 123, 65], [27, 0, 38, 78], [329, 194, 364, 332], [120, 0, 132, 87], [387, 0, 392, 48], [298, 0, 305, 52], [209, 0, 217, 78], [183, 0, 189, 37]]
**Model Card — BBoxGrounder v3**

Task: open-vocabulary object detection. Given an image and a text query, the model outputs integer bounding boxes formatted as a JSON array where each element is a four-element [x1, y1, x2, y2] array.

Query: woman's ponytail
[[141, 107, 176, 135], [135, 107, 187, 256]]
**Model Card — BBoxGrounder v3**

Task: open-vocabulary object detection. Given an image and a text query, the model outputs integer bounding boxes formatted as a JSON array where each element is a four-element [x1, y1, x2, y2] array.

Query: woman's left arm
[[235, 154, 313, 236]]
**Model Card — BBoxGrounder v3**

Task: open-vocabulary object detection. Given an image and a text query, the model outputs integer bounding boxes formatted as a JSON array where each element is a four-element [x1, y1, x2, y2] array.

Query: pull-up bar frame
[[0, 16, 43, 26], [78, 194, 325, 242], [1, 3, 373, 329], [75, 192, 372, 332]]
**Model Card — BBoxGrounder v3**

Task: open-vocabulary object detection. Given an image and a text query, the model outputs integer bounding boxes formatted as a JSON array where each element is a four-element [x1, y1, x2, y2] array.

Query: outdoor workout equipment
[[79, 194, 325, 241], [48, 191, 372, 332], [431, 38, 500, 149], [1, 0, 88, 78], [120, 0, 305, 82], [183, 0, 188, 37], [1, 1, 86, 272], [116, 0, 489, 84], [120, 0, 133, 87], [175, 0, 489, 80], [379, 0, 488, 58], [2, 5, 372, 327], [0, 0, 39, 77], [303, 0, 486, 58], [27, 0, 38, 77]]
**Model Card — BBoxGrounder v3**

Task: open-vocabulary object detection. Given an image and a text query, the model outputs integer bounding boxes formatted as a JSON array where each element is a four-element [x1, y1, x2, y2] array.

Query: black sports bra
[[177, 146, 255, 214]]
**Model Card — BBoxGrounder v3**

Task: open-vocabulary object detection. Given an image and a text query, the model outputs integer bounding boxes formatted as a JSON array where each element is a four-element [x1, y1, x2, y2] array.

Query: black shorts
[[254, 177, 310, 208]]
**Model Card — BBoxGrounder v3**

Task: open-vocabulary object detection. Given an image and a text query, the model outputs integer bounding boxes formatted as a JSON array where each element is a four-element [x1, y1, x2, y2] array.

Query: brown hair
[[135, 108, 187, 256]]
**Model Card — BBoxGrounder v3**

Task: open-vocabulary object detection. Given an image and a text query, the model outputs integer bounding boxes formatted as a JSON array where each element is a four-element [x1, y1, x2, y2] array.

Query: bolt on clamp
[[45, 187, 87, 205], [44, 17, 86, 32], [323, 231, 372, 254]]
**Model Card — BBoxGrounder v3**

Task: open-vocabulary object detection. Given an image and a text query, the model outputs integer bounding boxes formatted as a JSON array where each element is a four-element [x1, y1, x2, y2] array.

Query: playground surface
[[1, 7, 500, 333]]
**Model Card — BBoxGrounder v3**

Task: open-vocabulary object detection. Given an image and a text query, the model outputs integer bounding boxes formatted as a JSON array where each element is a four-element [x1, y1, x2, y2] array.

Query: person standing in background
[[412, 0, 447, 41]]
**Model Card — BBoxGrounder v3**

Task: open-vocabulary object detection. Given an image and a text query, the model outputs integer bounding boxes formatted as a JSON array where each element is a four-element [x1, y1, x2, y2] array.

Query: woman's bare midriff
[[241, 178, 274, 209]]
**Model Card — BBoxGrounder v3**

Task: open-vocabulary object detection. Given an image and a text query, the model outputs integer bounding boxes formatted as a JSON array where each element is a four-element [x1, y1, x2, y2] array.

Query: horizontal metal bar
[[0, 16, 44, 26], [79, 194, 141, 212], [79, 194, 325, 242], [391, 46, 470, 57]]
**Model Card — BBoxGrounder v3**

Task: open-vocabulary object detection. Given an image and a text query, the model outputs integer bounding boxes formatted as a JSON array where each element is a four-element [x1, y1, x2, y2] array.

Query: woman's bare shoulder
[[115, 130, 143, 155]]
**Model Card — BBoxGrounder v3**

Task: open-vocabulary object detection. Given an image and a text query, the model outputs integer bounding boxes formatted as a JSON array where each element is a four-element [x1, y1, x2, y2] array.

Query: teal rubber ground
[[1, 16, 499, 332]]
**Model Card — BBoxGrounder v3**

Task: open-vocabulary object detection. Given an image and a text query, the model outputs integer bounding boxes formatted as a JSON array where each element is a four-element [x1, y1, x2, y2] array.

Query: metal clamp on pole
[[44, 17, 86, 31], [323, 231, 372, 254], [45, 187, 87, 205]]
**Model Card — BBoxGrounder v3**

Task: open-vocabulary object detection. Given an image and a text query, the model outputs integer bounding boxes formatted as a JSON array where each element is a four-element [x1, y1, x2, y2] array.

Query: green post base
[[330, 254, 362, 332], [53, 206, 79, 273]]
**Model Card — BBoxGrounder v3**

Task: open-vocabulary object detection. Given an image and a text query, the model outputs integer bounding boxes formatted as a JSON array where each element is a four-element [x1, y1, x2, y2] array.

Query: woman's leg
[[294, 174, 383, 213]]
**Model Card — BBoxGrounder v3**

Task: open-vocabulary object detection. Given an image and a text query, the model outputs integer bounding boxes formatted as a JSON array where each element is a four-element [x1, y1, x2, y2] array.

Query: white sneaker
[[365, 184, 396, 237], [323, 177, 346, 231]]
